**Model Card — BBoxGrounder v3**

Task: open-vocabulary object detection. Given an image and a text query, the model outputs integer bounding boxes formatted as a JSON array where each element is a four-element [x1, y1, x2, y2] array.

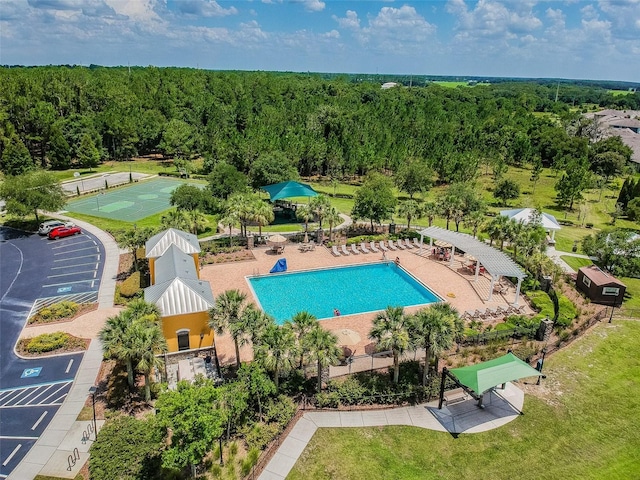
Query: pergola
[[438, 353, 542, 409], [417, 226, 526, 305], [260, 181, 318, 201]]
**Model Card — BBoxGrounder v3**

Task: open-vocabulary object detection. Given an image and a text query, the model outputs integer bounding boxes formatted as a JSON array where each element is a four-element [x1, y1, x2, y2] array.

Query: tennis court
[[64, 178, 195, 222]]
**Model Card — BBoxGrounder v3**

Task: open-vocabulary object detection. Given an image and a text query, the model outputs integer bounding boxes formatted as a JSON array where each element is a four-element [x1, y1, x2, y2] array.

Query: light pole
[[536, 348, 547, 385], [88, 385, 97, 439]]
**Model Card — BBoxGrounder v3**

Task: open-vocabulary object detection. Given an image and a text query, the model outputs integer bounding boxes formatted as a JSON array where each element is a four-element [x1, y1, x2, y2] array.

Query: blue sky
[[1, 1, 639, 81]]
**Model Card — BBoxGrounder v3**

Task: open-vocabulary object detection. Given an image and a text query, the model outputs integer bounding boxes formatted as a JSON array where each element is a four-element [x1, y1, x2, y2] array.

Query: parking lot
[[0, 227, 104, 477]]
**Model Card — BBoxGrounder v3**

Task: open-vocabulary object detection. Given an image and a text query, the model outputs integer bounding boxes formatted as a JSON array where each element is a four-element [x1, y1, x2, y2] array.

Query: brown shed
[[576, 265, 626, 307]]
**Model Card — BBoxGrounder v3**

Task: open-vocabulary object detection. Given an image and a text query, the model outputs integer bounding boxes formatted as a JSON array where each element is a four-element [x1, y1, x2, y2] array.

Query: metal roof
[[145, 228, 201, 259], [144, 277, 214, 317], [500, 208, 561, 231], [418, 226, 526, 280], [154, 244, 198, 284]]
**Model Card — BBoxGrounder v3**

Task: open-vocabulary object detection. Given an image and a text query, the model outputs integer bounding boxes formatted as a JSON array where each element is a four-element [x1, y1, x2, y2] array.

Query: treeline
[[0, 66, 636, 184]]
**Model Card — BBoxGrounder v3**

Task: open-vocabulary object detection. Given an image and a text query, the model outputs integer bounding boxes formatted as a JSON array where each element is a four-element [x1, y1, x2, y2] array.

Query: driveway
[[0, 226, 104, 477]]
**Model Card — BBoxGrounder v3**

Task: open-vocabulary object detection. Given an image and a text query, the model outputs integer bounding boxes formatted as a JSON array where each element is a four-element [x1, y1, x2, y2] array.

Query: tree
[[463, 209, 486, 238], [115, 226, 156, 271], [397, 200, 422, 230], [89, 415, 164, 480], [409, 304, 460, 385], [226, 192, 262, 237], [185, 209, 208, 235], [254, 322, 296, 390], [155, 379, 224, 471], [47, 125, 71, 170], [325, 206, 341, 241], [209, 289, 249, 368], [207, 161, 248, 200], [170, 184, 206, 211], [1, 135, 33, 175], [530, 157, 542, 195], [555, 158, 592, 210], [582, 229, 640, 277], [296, 204, 314, 233], [422, 201, 438, 227], [249, 152, 299, 190], [305, 324, 340, 392], [161, 209, 190, 231], [0, 170, 66, 222], [369, 306, 411, 384], [134, 321, 168, 402], [310, 195, 331, 228], [483, 215, 510, 249], [254, 200, 274, 237], [159, 119, 196, 160], [291, 311, 317, 369], [494, 179, 520, 206], [237, 362, 276, 422], [77, 133, 101, 171], [395, 158, 432, 199], [351, 173, 397, 231], [240, 304, 274, 348]]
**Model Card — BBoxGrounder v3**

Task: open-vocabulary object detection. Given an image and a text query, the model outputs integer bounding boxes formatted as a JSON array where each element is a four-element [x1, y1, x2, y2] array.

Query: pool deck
[[199, 243, 530, 367]]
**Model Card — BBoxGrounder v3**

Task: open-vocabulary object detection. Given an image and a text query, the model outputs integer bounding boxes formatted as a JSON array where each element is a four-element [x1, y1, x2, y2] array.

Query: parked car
[[48, 226, 82, 240], [39, 220, 74, 235]]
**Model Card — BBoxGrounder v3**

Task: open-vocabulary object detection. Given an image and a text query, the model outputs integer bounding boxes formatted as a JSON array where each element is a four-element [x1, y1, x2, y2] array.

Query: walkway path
[[258, 383, 524, 480], [546, 246, 596, 274], [8, 214, 120, 480]]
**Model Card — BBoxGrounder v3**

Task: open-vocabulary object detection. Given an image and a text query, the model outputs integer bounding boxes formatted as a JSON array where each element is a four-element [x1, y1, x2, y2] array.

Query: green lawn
[[559, 256, 592, 271], [288, 321, 640, 480]]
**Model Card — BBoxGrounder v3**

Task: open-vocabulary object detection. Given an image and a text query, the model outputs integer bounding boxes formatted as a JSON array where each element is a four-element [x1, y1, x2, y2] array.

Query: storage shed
[[576, 265, 626, 307]]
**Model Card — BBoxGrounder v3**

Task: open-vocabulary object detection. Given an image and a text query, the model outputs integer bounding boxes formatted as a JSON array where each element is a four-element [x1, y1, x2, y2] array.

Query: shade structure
[[267, 234, 288, 246], [261, 181, 318, 201], [335, 328, 361, 345], [449, 353, 541, 395], [500, 208, 561, 232]]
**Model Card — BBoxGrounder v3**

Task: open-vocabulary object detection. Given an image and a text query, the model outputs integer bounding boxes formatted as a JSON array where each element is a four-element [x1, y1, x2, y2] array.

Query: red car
[[48, 225, 81, 240]]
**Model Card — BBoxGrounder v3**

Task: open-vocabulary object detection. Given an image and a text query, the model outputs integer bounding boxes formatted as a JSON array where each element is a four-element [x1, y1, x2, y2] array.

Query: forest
[[1, 66, 638, 186]]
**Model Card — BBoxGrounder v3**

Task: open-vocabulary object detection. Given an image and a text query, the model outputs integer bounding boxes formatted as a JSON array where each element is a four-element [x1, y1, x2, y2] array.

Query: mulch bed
[[202, 249, 256, 264], [16, 335, 90, 357], [27, 303, 98, 326]]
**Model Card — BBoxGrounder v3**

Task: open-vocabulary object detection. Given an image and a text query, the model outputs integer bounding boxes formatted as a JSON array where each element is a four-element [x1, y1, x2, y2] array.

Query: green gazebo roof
[[450, 352, 541, 395], [260, 181, 318, 201]]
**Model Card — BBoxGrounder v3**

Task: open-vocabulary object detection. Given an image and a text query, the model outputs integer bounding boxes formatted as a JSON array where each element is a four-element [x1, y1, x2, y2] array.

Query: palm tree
[[208, 289, 248, 367], [240, 304, 274, 348], [161, 209, 190, 231], [310, 195, 331, 229], [100, 311, 137, 389], [254, 201, 274, 237], [483, 215, 510, 249], [254, 322, 296, 390], [464, 210, 486, 238], [123, 298, 161, 323], [409, 304, 461, 385], [369, 306, 411, 383], [305, 325, 340, 392], [296, 204, 314, 233], [397, 199, 422, 230], [134, 321, 168, 402], [325, 206, 341, 242], [291, 311, 318, 369], [186, 209, 208, 235], [219, 210, 239, 247], [422, 201, 438, 227]]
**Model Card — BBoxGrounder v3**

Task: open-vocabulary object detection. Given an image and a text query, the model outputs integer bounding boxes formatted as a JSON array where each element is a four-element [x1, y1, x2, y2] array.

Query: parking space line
[[51, 262, 100, 270], [0, 379, 74, 394], [2, 444, 21, 466], [54, 254, 99, 262], [54, 246, 99, 255], [25, 385, 58, 406], [39, 384, 70, 405], [65, 359, 74, 374], [31, 412, 48, 430], [47, 270, 98, 279], [51, 240, 94, 250], [0, 403, 69, 409], [42, 279, 101, 288]]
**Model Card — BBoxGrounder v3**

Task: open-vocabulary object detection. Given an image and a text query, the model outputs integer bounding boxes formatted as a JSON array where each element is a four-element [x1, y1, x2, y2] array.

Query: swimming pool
[[247, 262, 441, 323]]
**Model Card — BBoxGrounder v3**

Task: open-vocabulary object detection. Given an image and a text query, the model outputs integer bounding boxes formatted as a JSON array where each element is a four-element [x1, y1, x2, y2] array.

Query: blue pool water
[[248, 262, 441, 323]]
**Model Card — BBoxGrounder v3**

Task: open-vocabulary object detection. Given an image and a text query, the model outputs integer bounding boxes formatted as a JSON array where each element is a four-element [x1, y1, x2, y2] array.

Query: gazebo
[[438, 353, 542, 409], [500, 208, 561, 242], [260, 181, 318, 202], [417, 226, 527, 304]]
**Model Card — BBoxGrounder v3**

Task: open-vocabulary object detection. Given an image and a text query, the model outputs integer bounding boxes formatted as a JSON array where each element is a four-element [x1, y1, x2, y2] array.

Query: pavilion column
[[514, 278, 522, 305], [551, 230, 556, 241], [488, 276, 495, 302], [474, 262, 480, 283], [449, 247, 455, 266]]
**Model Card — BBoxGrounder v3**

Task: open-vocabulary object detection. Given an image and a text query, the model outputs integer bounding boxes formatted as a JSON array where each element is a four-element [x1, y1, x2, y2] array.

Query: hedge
[[119, 271, 141, 298]]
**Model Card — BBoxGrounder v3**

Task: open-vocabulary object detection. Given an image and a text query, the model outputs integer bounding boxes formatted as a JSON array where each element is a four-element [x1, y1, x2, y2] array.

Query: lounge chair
[[379, 242, 389, 252], [350, 244, 361, 255], [360, 242, 370, 254], [413, 238, 422, 248], [386, 240, 398, 251], [331, 245, 342, 257], [369, 241, 380, 253], [340, 244, 351, 256], [462, 309, 475, 320], [393, 239, 406, 250], [403, 238, 414, 249]]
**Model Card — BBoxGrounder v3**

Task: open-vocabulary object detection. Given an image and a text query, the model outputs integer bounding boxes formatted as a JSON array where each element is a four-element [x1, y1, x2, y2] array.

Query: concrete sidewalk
[[258, 382, 524, 480], [8, 215, 120, 480], [546, 246, 596, 274]]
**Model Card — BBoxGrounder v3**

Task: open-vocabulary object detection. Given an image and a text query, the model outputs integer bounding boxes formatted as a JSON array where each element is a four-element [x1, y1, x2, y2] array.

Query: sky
[[1, 0, 639, 81]]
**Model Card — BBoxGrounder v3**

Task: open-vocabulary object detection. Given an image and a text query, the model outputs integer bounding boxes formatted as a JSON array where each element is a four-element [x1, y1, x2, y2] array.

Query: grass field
[[560, 256, 593, 271], [288, 321, 640, 480]]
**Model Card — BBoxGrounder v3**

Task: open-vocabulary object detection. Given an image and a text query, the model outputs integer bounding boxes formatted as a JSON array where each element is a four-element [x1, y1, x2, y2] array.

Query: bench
[[444, 388, 469, 406]]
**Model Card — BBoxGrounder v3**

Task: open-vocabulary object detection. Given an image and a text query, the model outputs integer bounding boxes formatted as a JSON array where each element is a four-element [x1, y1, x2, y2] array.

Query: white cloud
[[333, 10, 360, 30], [292, 0, 325, 13], [103, 0, 162, 22], [176, 0, 238, 17], [26, 0, 117, 18], [446, 0, 542, 39]]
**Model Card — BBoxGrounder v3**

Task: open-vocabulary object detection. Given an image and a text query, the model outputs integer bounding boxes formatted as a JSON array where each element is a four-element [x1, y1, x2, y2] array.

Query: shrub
[[26, 332, 70, 353], [33, 301, 79, 323], [119, 271, 141, 298], [263, 395, 296, 429], [527, 290, 554, 318], [556, 295, 578, 328], [241, 448, 260, 476], [243, 422, 280, 450]]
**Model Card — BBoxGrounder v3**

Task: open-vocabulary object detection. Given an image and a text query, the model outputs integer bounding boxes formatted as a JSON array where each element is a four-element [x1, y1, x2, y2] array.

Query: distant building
[[576, 265, 626, 307], [381, 82, 399, 90], [499, 208, 561, 243], [590, 109, 640, 165]]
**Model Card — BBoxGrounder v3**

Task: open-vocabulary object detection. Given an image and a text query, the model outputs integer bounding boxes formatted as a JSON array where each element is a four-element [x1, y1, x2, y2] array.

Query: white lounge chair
[[369, 241, 380, 253], [413, 238, 422, 248], [386, 240, 398, 251], [331, 245, 342, 257], [350, 244, 360, 255], [341, 244, 351, 256], [393, 239, 406, 250], [403, 238, 415, 249], [379, 242, 389, 252], [360, 242, 370, 254]]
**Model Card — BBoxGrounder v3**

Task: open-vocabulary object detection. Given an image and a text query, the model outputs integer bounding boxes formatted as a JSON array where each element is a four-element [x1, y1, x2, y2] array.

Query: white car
[[38, 220, 74, 235]]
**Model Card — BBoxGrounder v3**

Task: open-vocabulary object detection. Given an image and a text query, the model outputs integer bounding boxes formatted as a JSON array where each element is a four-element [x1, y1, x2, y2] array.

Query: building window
[[582, 275, 591, 288], [602, 287, 620, 296], [177, 330, 190, 351]]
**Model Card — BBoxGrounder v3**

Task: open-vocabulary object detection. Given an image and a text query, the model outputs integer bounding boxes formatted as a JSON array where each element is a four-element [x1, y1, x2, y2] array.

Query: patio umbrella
[[435, 240, 452, 248], [267, 234, 288, 247], [335, 328, 361, 345], [303, 231, 309, 243]]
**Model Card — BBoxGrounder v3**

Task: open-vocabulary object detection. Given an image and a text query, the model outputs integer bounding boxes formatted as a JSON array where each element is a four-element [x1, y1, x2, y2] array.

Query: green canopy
[[261, 181, 318, 201], [450, 353, 541, 395]]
